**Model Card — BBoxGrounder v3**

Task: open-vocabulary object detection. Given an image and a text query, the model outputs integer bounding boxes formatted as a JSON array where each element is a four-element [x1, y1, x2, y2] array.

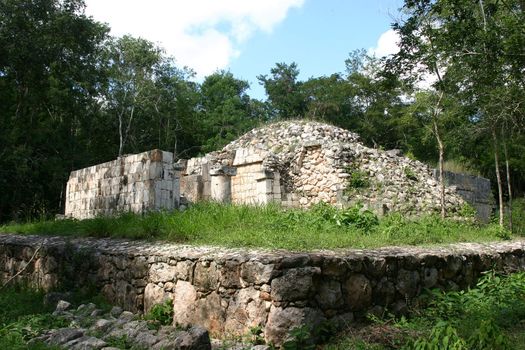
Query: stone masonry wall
[[434, 170, 493, 222], [1, 234, 524, 346], [65, 150, 180, 219], [231, 148, 281, 205]]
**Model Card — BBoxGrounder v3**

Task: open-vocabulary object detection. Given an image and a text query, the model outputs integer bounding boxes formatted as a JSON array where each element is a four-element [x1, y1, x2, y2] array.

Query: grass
[[0, 202, 517, 251], [322, 271, 525, 349]]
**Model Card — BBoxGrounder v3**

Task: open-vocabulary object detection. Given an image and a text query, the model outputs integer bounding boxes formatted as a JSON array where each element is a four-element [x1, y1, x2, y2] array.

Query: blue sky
[[229, 0, 405, 98], [85, 0, 404, 99]]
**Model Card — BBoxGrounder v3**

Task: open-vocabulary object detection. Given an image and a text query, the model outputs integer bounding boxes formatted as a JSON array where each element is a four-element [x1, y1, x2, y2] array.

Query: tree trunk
[[503, 138, 513, 232], [492, 128, 504, 228], [118, 111, 123, 157], [433, 120, 446, 219]]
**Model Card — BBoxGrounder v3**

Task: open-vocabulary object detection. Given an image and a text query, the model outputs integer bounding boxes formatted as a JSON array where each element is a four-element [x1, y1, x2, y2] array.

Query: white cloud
[[369, 29, 440, 91], [369, 29, 400, 57], [84, 0, 304, 77]]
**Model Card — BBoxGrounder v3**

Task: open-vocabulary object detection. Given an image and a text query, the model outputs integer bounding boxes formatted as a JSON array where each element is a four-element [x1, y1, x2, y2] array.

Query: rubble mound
[[189, 120, 465, 215]]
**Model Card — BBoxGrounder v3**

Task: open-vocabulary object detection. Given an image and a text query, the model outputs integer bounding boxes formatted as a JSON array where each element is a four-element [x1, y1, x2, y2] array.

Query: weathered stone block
[[224, 287, 267, 334], [264, 306, 325, 346], [271, 268, 317, 302], [241, 261, 275, 285], [343, 274, 372, 311], [396, 269, 420, 298], [149, 263, 177, 283], [144, 283, 172, 314]]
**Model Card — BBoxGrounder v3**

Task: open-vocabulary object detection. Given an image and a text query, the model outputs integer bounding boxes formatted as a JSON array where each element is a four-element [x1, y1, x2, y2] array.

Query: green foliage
[[247, 326, 265, 345], [510, 198, 525, 236], [347, 169, 371, 190], [327, 271, 525, 349], [467, 320, 510, 350], [333, 204, 379, 232], [404, 167, 418, 182], [144, 299, 173, 326], [257, 62, 306, 120], [0, 286, 67, 349], [457, 203, 477, 219], [407, 271, 525, 349], [282, 325, 316, 350], [407, 322, 467, 350], [104, 335, 138, 349], [282, 321, 337, 350]]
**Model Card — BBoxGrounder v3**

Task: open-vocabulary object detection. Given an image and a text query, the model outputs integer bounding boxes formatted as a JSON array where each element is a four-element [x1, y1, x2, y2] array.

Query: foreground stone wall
[[65, 150, 180, 219], [1, 234, 523, 346]]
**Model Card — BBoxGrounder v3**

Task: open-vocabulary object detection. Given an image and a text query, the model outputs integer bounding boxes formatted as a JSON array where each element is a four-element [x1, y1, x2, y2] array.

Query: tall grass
[[1, 202, 513, 251]]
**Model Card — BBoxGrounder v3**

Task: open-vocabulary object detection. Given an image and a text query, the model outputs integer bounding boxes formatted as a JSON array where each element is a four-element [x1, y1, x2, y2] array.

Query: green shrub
[[334, 204, 379, 232], [509, 198, 525, 236], [345, 166, 370, 192], [406, 322, 467, 350], [404, 167, 418, 181], [458, 203, 477, 218], [144, 299, 173, 326]]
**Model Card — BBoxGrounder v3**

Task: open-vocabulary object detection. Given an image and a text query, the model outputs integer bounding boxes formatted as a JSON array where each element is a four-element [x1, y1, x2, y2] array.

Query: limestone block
[[264, 306, 325, 346], [315, 280, 343, 309], [211, 175, 231, 203], [144, 283, 172, 314], [256, 178, 273, 195], [343, 274, 372, 311], [149, 263, 177, 283], [396, 269, 420, 298], [194, 262, 219, 291], [180, 175, 204, 203], [173, 280, 197, 326], [175, 260, 193, 281], [219, 260, 240, 288], [224, 287, 267, 334], [270, 268, 317, 302]]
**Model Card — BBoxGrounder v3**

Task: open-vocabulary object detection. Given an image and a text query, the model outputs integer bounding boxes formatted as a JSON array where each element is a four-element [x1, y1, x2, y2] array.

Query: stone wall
[[434, 170, 493, 222], [1, 234, 524, 346], [65, 150, 180, 219], [231, 148, 281, 205]]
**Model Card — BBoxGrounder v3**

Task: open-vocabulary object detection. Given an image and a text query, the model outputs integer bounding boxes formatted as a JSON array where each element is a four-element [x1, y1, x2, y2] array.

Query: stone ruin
[[65, 121, 476, 220], [178, 121, 466, 215], [65, 150, 181, 219]]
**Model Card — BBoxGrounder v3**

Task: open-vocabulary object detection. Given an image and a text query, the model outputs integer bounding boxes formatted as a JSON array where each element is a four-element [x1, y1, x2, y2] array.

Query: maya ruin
[[65, 121, 491, 221]]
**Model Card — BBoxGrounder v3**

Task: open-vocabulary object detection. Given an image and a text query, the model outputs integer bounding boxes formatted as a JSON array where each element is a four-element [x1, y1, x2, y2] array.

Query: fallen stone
[[176, 326, 211, 350], [66, 335, 107, 350], [109, 306, 123, 318], [48, 328, 84, 345], [55, 300, 72, 312]]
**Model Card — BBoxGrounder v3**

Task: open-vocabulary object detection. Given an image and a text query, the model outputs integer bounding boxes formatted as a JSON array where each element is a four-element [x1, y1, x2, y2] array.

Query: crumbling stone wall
[[178, 121, 468, 217], [65, 150, 180, 219], [1, 234, 524, 346]]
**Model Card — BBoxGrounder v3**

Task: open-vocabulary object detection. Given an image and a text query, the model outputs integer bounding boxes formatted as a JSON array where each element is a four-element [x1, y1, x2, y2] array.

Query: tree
[[257, 62, 307, 119], [103, 36, 164, 157], [198, 71, 258, 153], [0, 0, 108, 220], [392, 0, 525, 226]]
